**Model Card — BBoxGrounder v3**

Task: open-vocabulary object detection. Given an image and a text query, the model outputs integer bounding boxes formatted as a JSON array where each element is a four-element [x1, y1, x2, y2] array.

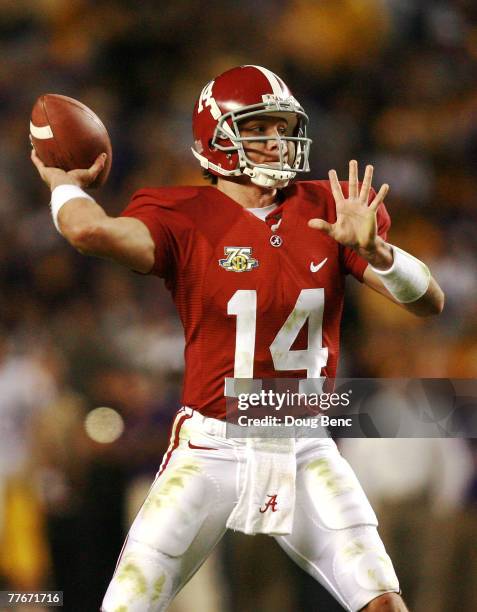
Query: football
[[30, 94, 112, 187]]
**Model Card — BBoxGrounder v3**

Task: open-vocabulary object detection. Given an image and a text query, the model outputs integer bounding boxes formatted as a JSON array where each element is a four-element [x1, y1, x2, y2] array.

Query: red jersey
[[121, 181, 390, 418]]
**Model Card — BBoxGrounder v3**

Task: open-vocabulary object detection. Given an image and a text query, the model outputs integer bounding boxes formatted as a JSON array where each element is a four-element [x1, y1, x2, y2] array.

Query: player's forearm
[[363, 265, 445, 317], [56, 196, 109, 253], [399, 276, 445, 316]]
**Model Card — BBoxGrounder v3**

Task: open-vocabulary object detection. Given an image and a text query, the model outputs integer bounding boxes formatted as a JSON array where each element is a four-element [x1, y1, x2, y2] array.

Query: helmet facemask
[[210, 99, 311, 188]]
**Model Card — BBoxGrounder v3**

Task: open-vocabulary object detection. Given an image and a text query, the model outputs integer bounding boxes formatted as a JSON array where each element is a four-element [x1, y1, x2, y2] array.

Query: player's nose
[[265, 138, 278, 151], [266, 132, 288, 160], [265, 128, 282, 149]]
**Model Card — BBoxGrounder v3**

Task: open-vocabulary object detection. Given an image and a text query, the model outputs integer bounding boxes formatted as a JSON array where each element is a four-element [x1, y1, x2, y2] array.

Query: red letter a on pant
[[259, 494, 278, 513]]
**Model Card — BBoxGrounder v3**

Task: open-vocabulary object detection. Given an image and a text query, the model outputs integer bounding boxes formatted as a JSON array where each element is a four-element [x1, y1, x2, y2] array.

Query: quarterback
[[32, 66, 444, 611]]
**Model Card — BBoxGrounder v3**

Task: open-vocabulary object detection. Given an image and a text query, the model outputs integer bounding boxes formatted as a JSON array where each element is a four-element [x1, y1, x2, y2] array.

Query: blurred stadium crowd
[[0, 1, 477, 610]]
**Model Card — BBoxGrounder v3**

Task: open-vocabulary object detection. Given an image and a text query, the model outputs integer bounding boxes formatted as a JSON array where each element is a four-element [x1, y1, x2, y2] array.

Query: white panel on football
[[30, 121, 53, 139]]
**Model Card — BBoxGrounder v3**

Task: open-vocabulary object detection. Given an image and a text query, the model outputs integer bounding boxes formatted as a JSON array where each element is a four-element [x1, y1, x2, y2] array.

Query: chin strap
[[192, 146, 297, 188], [243, 166, 296, 189]]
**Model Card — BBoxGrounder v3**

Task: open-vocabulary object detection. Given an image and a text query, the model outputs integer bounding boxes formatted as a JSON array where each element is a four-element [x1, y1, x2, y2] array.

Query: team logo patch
[[259, 494, 278, 513], [219, 247, 259, 272]]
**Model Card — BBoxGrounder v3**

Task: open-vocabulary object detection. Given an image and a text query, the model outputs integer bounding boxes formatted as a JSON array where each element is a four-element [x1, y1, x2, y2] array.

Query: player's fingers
[[369, 183, 389, 211], [94, 152, 107, 169], [328, 169, 344, 203], [89, 153, 107, 177], [359, 164, 374, 203], [348, 159, 358, 199], [30, 148, 45, 171], [308, 218, 334, 235], [30, 149, 50, 183]]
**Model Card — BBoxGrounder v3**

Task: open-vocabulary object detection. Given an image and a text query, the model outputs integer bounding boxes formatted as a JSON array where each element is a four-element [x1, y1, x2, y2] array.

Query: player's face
[[239, 116, 292, 167]]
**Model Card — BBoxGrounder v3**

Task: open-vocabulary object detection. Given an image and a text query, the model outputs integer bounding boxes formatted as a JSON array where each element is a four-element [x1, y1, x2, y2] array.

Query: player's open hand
[[308, 160, 389, 256], [31, 148, 107, 191]]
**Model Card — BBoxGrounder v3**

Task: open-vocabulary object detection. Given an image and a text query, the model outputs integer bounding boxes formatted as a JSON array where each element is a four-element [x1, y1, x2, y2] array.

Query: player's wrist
[[50, 184, 94, 233], [358, 238, 393, 270], [49, 174, 81, 191]]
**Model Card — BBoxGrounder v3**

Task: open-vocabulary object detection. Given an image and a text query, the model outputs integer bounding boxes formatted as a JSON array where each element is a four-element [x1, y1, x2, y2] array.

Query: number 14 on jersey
[[228, 289, 329, 378]]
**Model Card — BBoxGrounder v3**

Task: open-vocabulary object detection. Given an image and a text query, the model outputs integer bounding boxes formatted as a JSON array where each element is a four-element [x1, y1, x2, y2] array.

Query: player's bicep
[[119, 194, 182, 279], [98, 216, 156, 273]]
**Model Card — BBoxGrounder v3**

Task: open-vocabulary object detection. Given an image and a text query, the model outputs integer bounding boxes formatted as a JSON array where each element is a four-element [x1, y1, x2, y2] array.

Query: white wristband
[[50, 185, 94, 233], [371, 244, 431, 303]]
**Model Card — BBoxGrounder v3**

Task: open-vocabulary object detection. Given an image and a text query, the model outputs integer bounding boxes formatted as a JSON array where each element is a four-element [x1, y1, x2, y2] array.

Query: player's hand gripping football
[[308, 160, 392, 268], [31, 148, 107, 191]]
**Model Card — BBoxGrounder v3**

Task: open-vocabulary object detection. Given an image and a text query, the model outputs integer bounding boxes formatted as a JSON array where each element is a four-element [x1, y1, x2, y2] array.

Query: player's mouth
[[261, 156, 288, 166], [244, 147, 289, 166]]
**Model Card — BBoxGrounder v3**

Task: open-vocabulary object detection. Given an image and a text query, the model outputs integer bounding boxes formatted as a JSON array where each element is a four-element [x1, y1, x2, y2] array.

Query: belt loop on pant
[[181, 406, 227, 438]]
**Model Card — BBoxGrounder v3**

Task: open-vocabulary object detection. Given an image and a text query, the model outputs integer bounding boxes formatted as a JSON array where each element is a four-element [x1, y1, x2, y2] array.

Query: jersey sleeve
[[120, 189, 183, 280], [341, 190, 391, 281]]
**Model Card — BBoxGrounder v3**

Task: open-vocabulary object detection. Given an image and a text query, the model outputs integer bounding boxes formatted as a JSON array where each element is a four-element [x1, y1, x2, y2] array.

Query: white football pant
[[102, 408, 399, 612]]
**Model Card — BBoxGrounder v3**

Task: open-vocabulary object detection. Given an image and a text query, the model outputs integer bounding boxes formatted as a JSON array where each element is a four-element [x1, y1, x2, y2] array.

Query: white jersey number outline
[[227, 288, 328, 378]]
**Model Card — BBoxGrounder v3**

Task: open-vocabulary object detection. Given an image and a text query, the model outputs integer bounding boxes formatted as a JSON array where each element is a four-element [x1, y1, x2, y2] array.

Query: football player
[[32, 65, 444, 611]]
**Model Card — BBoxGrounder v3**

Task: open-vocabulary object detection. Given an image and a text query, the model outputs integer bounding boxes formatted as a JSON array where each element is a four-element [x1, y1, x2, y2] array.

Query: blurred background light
[[84, 406, 124, 444]]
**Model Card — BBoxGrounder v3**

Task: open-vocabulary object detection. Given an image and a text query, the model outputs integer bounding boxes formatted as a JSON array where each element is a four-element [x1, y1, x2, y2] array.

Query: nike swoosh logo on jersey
[[310, 257, 328, 273], [188, 441, 218, 451]]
